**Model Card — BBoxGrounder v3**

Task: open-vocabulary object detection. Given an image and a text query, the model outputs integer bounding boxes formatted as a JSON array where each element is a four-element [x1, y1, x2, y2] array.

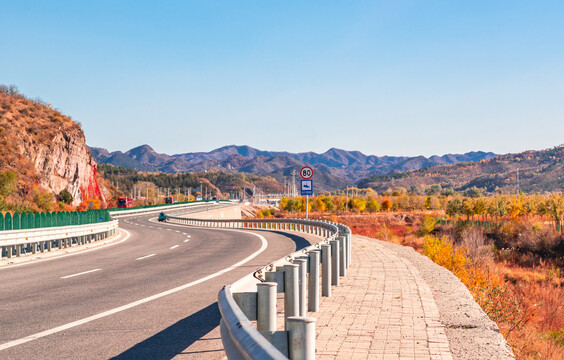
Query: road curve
[[0, 212, 316, 360]]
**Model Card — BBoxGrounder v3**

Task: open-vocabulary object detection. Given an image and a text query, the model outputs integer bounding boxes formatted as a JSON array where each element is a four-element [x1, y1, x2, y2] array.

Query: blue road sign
[[301, 180, 313, 196]]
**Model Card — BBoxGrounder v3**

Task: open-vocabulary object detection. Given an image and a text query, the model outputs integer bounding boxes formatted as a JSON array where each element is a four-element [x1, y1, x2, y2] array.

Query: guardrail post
[[330, 239, 340, 286], [7, 245, 13, 258], [284, 264, 299, 329], [345, 232, 351, 268], [321, 244, 331, 297], [287, 316, 316, 360], [257, 282, 277, 333], [32, 242, 37, 254], [308, 250, 320, 312], [339, 236, 347, 277], [16, 245, 21, 257], [293, 258, 307, 317]]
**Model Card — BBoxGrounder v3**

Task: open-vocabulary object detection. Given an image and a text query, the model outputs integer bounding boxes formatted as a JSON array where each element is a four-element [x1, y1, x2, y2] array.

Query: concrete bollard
[[284, 264, 299, 329], [308, 250, 320, 312], [339, 236, 347, 277], [321, 244, 331, 297], [257, 282, 277, 333], [330, 239, 340, 286], [293, 258, 308, 317], [347, 231, 352, 267], [287, 316, 316, 360]]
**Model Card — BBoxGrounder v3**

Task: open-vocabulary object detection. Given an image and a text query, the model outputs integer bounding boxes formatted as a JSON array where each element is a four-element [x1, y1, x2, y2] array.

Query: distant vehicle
[[165, 197, 175, 204], [158, 212, 167, 222], [117, 197, 133, 208]]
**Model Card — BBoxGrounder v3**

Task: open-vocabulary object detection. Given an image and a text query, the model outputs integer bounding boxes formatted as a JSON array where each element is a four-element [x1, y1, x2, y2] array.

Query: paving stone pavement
[[311, 235, 453, 360]]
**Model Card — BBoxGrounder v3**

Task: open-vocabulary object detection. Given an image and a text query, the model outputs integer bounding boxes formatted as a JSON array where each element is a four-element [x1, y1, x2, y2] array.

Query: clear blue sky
[[2, 1, 563, 157]]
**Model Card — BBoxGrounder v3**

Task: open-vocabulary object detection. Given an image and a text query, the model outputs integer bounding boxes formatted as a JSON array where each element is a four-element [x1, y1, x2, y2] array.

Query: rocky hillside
[[0, 85, 106, 210], [90, 144, 497, 191], [358, 145, 564, 194]]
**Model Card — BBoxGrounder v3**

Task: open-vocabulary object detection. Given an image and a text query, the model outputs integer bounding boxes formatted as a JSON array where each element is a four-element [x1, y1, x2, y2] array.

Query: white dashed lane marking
[[170, 245, 179, 249], [136, 254, 156, 260], [61, 269, 101, 279]]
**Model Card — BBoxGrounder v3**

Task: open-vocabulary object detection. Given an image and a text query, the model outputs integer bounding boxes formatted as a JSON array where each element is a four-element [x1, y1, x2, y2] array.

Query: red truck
[[117, 197, 133, 208]]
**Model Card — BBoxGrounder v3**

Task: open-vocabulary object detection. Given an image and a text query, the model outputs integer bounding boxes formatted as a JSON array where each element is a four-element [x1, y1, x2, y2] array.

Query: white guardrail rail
[[108, 200, 234, 217], [0, 220, 118, 259], [166, 215, 352, 360]]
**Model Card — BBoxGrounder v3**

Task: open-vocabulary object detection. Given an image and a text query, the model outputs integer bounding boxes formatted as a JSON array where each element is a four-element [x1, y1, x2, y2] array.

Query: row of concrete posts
[[234, 230, 351, 359]]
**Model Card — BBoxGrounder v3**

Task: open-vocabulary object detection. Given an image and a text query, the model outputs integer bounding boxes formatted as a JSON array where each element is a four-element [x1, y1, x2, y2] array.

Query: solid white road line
[[169, 245, 179, 249], [136, 254, 156, 260], [61, 269, 101, 279], [0, 230, 268, 351]]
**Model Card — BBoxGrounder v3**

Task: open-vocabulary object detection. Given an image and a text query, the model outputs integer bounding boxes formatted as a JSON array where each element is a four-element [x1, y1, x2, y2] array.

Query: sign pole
[[300, 166, 314, 221]]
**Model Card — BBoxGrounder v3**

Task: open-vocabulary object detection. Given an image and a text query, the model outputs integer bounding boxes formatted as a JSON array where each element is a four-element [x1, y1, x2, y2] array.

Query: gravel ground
[[356, 235, 515, 360]]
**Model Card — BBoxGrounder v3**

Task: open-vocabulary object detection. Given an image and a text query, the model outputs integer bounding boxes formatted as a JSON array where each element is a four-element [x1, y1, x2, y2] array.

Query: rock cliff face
[[19, 131, 104, 206], [0, 87, 105, 207]]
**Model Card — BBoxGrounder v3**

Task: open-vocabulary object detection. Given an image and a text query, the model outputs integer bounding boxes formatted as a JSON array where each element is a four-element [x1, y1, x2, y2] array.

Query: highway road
[[0, 211, 316, 360]]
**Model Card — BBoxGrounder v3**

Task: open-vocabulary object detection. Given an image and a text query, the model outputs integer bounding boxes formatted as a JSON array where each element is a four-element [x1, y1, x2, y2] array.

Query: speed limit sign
[[300, 166, 313, 179]]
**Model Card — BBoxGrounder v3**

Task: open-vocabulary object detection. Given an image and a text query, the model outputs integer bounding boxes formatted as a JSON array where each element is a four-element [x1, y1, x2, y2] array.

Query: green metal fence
[[0, 209, 111, 231]]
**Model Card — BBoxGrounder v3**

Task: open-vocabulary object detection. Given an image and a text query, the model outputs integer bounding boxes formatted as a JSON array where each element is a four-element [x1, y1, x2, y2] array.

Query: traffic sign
[[301, 179, 313, 195], [300, 166, 313, 179]]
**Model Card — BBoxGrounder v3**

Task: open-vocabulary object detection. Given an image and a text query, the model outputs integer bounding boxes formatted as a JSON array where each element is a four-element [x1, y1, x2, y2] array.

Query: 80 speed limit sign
[[300, 166, 313, 179]]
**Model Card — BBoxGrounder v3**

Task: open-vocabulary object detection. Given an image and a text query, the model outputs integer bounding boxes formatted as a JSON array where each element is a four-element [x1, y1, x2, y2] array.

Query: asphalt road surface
[[0, 212, 315, 360]]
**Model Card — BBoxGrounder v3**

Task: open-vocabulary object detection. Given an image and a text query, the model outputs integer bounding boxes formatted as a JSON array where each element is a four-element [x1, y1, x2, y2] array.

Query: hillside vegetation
[[359, 145, 564, 194], [0, 85, 105, 212], [98, 164, 284, 204]]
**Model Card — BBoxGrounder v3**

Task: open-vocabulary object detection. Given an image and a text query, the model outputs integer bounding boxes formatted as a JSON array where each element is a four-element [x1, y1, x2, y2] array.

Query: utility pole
[[517, 167, 520, 194], [291, 170, 297, 197], [346, 187, 348, 212]]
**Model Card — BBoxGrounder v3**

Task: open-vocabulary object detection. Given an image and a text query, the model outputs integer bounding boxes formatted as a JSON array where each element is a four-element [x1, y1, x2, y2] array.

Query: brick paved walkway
[[311, 235, 452, 360]]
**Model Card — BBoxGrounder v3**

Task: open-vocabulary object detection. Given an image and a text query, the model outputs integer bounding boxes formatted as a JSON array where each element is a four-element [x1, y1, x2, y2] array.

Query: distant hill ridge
[[358, 145, 564, 194], [89, 144, 497, 191]]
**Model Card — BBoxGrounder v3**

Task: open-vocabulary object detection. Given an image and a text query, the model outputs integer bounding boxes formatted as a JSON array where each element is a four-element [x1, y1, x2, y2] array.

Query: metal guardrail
[[108, 201, 234, 217], [166, 215, 352, 360], [0, 202, 236, 260], [0, 220, 118, 260]]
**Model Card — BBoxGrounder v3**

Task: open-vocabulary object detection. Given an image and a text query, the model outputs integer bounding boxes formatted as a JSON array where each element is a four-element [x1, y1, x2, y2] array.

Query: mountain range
[[89, 145, 497, 191], [358, 145, 564, 194]]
